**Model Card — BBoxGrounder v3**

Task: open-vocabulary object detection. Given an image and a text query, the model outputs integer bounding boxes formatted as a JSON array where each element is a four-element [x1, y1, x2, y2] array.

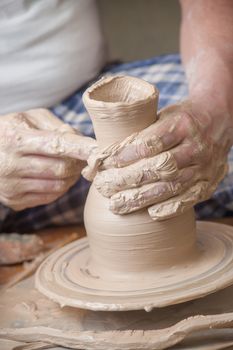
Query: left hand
[[83, 101, 231, 220], [0, 108, 97, 211]]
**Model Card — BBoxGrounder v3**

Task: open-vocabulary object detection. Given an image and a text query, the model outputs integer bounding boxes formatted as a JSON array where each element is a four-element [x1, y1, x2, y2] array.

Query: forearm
[[180, 0, 233, 133]]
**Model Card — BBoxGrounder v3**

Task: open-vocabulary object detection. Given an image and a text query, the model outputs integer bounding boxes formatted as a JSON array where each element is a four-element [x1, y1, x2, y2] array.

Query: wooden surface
[[0, 225, 86, 285]]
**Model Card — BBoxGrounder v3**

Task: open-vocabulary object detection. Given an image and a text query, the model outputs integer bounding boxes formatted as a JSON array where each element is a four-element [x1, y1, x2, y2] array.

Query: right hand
[[0, 109, 97, 211], [83, 102, 230, 220]]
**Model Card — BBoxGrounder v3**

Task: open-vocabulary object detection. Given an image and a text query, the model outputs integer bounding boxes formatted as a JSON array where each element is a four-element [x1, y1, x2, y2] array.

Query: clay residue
[[35, 220, 233, 314], [4, 274, 233, 349], [94, 151, 178, 198], [148, 163, 228, 221], [0, 233, 44, 265]]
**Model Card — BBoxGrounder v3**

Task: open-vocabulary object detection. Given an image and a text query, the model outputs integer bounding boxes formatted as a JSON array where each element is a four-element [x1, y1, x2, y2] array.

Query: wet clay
[[36, 76, 233, 311], [83, 76, 198, 276], [3, 275, 233, 349], [35, 221, 233, 311]]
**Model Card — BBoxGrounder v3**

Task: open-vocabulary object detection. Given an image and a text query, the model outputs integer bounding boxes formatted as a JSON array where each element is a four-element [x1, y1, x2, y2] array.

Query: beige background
[[98, 0, 181, 61]]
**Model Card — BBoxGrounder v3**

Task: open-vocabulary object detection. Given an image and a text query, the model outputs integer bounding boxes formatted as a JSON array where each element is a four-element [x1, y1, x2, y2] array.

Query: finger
[[148, 181, 211, 221], [15, 177, 77, 195], [83, 139, 202, 183], [82, 163, 97, 182], [28, 109, 86, 137], [16, 129, 97, 161], [18, 156, 83, 179], [8, 193, 60, 211], [148, 161, 229, 221], [98, 111, 190, 170], [170, 140, 209, 169], [26, 109, 75, 132], [94, 151, 179, 197], [109, 169, 192, 215], [171, 142, 195, 169]]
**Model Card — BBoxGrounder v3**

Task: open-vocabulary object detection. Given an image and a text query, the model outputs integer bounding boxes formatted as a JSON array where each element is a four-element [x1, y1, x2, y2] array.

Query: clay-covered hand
[[84, 101, 231, 220], [0, 109, 97, 211]]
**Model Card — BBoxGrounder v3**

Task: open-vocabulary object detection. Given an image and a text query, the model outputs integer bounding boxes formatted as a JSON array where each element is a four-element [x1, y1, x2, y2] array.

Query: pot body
[[83, 75, 196, 277], [84, 187, 196, 276]]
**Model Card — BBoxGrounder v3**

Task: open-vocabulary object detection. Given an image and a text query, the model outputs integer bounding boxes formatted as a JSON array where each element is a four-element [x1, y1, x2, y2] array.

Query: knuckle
[[1, 127, 22, 149], [194, 140, 210, 163], [181, 112, 196, 132], [169, 180, 182, 194], [56, 162, 68, 178], [13, 113, 35, 131], [54, 180, 67, 192], [38, 179, 67, 193], [184, 140, 208, 164], [2, 196, 18, 210], [1, 196, 11, 207], [13, 112, 26, 122], [4, 192, 15, 200], [153, 151, 178, 178], [0, 154, 16, 176], [14, 112, 27, 122], [1, 184, 19, 200]]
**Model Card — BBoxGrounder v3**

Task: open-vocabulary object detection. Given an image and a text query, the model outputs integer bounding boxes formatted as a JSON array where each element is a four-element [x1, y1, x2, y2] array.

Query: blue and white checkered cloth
[[1, 54, 233, 232]]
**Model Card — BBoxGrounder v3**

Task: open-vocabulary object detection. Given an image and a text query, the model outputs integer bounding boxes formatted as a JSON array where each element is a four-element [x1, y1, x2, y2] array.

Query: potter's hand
[[85, 101, 232, 220], [0, 109, 97, 211]]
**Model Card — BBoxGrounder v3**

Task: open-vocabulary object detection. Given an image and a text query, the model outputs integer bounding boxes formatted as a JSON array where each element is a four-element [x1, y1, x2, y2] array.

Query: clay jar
[[83, 76, 197, 280]]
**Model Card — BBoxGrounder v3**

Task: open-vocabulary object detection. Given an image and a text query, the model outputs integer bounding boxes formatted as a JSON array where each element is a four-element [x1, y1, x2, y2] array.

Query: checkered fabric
[[1, 54, 233, 232]]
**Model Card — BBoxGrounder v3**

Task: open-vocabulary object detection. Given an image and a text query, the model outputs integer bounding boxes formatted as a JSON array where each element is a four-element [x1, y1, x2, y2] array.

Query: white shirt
[[0, 0, 107, 114]]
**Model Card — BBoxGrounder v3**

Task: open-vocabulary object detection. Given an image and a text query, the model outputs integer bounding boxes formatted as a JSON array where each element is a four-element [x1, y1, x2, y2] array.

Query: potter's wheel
[[36, 221, 233, 311]]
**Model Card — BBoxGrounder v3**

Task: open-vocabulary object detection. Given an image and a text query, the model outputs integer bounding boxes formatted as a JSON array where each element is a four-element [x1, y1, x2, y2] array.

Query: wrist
[[190, 87, 233, 121], [185, 48, 233, 121], [183, 97, 233, 149]]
